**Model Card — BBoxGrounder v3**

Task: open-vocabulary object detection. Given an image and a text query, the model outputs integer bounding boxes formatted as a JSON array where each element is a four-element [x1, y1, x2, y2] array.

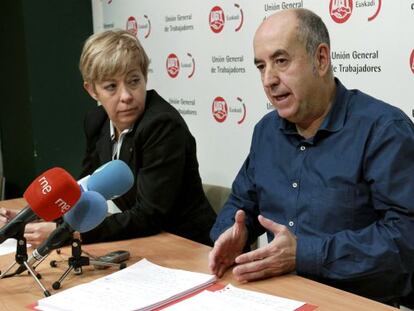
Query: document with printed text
[[35, 258, 216, 311]]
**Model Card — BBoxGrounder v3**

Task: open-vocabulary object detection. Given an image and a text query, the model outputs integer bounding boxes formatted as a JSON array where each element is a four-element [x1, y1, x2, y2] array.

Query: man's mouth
[[275, 94, 289, 101], [271, 92, 290, 103]]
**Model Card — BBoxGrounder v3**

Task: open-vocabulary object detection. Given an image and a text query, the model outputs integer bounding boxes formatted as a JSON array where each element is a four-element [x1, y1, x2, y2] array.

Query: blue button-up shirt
[[211, 79, 414, 302]]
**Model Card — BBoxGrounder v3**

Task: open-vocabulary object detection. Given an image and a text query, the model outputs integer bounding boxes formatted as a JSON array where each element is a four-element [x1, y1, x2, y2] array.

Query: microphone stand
[[50, 238, 126, 290], [0, 228, 51, 297]]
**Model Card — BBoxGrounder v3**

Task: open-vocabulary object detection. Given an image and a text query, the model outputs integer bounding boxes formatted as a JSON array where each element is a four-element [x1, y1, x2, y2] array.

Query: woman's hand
[[0, 208, 18, 227], [24, 222, 57, 248]]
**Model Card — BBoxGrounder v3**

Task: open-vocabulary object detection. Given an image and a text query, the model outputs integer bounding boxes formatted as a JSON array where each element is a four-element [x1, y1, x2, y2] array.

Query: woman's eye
[[104, 83, 116, 91], [129, 78, 140, 86]]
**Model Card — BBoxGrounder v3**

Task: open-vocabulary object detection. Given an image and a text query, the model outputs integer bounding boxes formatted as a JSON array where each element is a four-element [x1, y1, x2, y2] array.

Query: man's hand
[[24, 222, 57, 248], [233, 215, 296, 282], [209, 210, 248, 278]]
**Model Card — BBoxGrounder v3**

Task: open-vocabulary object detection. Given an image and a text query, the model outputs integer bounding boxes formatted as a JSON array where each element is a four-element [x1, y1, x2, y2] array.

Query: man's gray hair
[[295, 9, 331, 57]]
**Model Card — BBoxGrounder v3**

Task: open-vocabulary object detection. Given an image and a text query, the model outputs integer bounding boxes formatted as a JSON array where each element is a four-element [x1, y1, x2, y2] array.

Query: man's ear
[[315, 43, 331, 76], [83, 82, 99, 101]]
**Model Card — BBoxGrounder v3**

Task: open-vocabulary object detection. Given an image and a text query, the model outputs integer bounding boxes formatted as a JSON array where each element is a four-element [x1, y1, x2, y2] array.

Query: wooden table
[[0, 198, 397, 310]]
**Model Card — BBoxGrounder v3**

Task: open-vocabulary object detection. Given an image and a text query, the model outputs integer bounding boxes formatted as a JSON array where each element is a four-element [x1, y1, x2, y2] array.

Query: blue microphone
[[63, 191, 108, 232], [14, 161, 134, 275], [78, 160, 134, 200], [18, 191, 108, 273]]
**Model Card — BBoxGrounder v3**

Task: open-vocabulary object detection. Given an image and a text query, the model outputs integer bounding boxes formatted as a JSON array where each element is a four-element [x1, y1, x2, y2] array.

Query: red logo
[[126, 16, 138, 36], [209, 6, 225, 33], [212, 97, 228, 122], [368, 0, 382, 21], [236, 97, 247, 124], [234, 4, 244, 32], [187, 53, 195, 78], [410, 49, 414, 75], [329, 0, 353, 23], [143, 15, 151, 38], [166, 54, 180, 78]]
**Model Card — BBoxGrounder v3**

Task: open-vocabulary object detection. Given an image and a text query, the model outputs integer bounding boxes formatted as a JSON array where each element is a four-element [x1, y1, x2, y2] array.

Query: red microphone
[[0, 167, 81, 243], [23, 167, 81, 221]]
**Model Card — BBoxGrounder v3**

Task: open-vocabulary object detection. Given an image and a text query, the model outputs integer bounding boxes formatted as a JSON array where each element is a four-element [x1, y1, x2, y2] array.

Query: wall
[[94, 0, 414, 188], [0, 0, 95, 198]]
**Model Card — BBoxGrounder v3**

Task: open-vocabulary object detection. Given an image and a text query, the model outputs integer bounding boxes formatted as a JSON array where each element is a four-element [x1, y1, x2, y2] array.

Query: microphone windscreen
[[87, 160, 134, 200], [63, 191, 107, 233], [23, 167, 81, 221], [77, 175, 90, 192]]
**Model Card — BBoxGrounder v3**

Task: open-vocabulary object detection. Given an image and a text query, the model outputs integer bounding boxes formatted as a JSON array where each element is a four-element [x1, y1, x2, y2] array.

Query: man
[[209, 8, 414, 305]]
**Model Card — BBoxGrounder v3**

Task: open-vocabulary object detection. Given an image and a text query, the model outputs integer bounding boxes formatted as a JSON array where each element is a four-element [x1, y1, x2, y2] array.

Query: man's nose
[[263, 66, 280, 88]]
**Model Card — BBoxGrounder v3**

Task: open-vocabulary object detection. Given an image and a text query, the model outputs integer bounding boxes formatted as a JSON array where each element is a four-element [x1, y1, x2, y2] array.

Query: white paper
[[0, 238, 32, 256], [36, 258, 216, 311], [0, 238, 18, 256], [0, 238, 33, 256], [164, 284, 305, 311]]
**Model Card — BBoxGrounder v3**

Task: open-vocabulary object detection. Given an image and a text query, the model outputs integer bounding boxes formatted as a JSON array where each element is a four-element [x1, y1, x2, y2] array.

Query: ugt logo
[[126, 16, 138, 36], [166, 53, 180, 78], [212, 97, 228, 123], [329, 0, 353, 23], [209, 6, 225, 33], [126, 15, 151, 39], [410, 49, 414, 75]]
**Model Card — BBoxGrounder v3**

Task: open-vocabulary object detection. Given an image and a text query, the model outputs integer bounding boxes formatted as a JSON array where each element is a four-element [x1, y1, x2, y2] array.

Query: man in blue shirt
[[209, 8, 414, 305]]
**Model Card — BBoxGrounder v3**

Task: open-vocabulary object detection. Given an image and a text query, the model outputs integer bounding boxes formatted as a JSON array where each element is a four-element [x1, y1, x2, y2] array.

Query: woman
[[78, 29, 216, 245], [0, 30, 216, 246]]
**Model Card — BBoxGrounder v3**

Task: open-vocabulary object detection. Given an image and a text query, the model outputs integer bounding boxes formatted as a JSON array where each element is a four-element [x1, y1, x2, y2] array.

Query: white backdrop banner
[[92, 0, 414, 188]]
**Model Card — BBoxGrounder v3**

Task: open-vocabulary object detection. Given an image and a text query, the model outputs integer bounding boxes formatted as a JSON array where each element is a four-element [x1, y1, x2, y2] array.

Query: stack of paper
[[35, 259, 217, 311], [163, 284, 315, 311]]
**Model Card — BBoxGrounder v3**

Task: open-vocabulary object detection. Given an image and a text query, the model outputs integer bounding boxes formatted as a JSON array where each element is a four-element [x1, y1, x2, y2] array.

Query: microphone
[[18, 191, 108, 272], [78, 160, 134, 200], [0, 168, 81, 244]]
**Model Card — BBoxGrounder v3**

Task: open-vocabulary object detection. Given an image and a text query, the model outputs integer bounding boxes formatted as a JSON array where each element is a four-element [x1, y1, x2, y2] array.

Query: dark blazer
[[80, 90, 216, 245]]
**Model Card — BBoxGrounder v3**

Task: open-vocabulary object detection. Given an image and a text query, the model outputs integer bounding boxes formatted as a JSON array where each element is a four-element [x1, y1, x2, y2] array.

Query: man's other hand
[[208, 210, 248, 278], [233, 215, 296, 282]]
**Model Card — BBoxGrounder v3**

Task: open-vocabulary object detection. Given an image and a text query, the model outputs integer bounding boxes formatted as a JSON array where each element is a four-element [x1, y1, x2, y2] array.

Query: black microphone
[[15, 191, 107, 274], [0, 168, 81, 244], [14, 160, 134, 274]]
